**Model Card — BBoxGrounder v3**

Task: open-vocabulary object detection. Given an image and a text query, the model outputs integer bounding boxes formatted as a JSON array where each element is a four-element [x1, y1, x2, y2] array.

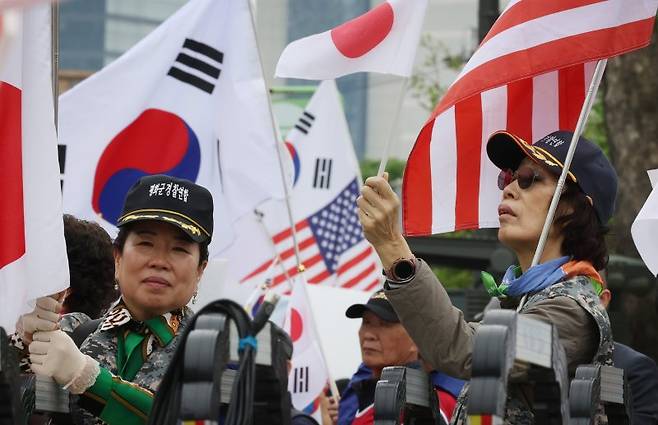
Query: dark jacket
[[613, 342, 658, 425], [337, 362, 464, 425]]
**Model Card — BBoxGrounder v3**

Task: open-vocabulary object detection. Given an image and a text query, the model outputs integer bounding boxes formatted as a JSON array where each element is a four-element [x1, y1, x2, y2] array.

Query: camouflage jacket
[[70, 302, 192, 425], [451, 275, 613, 425]]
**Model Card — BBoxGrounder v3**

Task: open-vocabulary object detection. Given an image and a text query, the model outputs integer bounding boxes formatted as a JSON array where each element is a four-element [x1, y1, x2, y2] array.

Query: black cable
[[148, 300, 253, 425]]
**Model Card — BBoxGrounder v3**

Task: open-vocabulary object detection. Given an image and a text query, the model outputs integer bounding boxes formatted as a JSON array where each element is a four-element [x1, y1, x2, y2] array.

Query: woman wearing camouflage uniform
[[357, 130, 616, 424], [16, 175, 213, 425]]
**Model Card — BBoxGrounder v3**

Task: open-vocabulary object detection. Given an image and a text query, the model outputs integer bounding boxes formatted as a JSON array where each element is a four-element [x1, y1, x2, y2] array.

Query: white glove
[[29, 330, 100, 394], [18, 296, 62, 344]]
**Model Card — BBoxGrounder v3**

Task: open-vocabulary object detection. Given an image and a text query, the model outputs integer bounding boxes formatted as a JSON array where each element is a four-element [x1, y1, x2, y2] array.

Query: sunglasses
[[497, 166, 542, 190]]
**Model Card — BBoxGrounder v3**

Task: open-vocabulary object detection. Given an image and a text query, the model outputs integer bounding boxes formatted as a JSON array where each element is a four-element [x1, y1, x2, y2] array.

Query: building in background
[[58, 0, 480, 160]]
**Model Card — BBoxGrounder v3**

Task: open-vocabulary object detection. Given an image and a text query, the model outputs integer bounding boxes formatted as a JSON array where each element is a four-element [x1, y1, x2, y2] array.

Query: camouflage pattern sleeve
[[59, 312, 92, 333], [80, 366, 153, 425]]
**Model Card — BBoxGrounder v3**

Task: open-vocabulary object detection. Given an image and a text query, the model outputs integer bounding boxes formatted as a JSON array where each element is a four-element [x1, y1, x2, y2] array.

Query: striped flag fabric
[[239, 80, 382, 292], [242, 179, 381, 291], [0, 4, 69, 331], [403, 0, 658, 236]]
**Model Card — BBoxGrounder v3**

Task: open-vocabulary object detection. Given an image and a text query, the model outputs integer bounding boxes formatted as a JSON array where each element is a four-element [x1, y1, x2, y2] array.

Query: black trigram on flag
[[168, 38, 223, 94], [58, 144, 66, 191], [313, 158, 332, 189], [292, 366, 309, 394], [294, 111, 315, 134]]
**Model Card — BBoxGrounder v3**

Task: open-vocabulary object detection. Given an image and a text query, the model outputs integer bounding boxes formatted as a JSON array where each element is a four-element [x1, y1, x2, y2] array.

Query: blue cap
[[487, 130, 618, 225]]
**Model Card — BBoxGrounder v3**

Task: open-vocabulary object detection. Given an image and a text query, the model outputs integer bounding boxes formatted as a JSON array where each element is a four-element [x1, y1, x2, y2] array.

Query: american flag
[[241, 178, 382, 291], [403, 0, 658, 236]]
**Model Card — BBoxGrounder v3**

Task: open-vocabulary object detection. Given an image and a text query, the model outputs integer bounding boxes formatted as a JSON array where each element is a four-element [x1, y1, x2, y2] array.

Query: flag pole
[[254, 208, 295, 291], [377, 76, 409, 177], [246, 1, 303, 271], [516, 59, 607, 311], [297, 273, 342, 402], [246, 6, 341, 402], [51, 1, 59, 129]]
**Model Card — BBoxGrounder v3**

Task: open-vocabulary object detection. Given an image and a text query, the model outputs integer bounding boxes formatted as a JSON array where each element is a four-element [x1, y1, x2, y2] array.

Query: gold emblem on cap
[[118, 208, 210, 237], [119, 213, 201, 236], [371, 291, 388, 301]]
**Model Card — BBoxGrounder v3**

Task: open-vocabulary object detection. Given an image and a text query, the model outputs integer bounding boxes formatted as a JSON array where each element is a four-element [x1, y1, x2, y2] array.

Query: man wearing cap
[[15, 174, 213, 424], [338, 290, 464, 425], [597, 289, 658, 425], [357, 130, 617, 424]]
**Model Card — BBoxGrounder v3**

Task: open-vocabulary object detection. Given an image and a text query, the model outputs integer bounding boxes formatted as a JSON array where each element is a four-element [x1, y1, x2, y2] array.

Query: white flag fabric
[[632, 169, 658, 276], [0, 5, 69, 331], [233, 80, 382, 295], [275, 0, 427, 80], [59, 0, 284, 254], [284, 274, 329, 418]]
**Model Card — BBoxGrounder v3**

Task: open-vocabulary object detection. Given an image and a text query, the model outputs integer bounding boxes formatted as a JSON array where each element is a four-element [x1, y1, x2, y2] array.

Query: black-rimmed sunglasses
[[497, 166, 542, 190]]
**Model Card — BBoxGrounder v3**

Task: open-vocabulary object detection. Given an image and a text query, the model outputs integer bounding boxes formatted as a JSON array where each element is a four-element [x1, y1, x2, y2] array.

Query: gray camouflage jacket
[[384, 259, 613, 425]]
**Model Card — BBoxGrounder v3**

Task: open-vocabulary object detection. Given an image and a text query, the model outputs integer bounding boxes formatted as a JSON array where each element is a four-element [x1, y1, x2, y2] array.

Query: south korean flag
[[284, 275, 331, 418]]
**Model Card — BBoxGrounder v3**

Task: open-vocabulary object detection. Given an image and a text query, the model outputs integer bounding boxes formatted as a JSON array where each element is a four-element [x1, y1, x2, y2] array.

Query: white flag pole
[[254, 208, 295, 291], [530, 59, 607, 268], [247, 1, 303, 270], [377, 76, 409, 177], [297, 273, 342, 402], [51, 1, 59, 128], [516, 59, 608, 311], [246, 1, 340, 402]]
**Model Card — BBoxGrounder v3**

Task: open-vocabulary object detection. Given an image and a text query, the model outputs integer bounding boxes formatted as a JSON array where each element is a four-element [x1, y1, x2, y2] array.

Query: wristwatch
[[385, 257, 417, 282]]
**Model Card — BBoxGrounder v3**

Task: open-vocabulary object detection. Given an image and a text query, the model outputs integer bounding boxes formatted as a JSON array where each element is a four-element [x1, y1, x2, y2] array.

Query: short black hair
[[555, 182, 609, 271], [63, 214, 119, 319], [113, 222, 209, 265]]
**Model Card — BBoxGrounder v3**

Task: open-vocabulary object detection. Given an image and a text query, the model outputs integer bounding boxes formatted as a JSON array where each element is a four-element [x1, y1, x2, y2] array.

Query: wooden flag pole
[[517, 59, 608, 311], [377, 76, 409, 177]]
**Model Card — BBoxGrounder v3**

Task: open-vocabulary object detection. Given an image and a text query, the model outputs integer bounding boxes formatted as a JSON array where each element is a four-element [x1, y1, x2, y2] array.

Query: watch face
[[393, 259, 415, 280]]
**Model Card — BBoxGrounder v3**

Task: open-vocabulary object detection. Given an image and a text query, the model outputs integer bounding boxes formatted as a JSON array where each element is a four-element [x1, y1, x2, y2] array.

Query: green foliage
[[409, 34, 466, 112], [432, 266, 474, 289], [583, 93, 609, 157], [359, 158, 406, 182]]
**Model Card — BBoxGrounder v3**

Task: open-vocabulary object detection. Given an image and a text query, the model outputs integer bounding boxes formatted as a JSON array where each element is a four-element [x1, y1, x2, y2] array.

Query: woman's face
[[114, 221, 206, 321], [497, 158, 561, 255]]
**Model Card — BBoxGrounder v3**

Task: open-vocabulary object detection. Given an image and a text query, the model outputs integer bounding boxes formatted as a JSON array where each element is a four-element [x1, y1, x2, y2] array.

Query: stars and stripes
[[241, 179, 381, 291], [403, 0, 658, 236]]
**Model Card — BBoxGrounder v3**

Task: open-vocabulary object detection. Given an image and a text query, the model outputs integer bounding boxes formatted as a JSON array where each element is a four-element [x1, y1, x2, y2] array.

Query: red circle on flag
[[290, 308, 303, 342], [330, 2, 394, 59]]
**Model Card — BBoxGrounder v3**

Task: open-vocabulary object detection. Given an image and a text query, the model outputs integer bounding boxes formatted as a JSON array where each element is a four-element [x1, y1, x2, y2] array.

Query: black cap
[[487, 130, 618, 224], [345, 289, 399, 323], [117, 174, 213, 243]]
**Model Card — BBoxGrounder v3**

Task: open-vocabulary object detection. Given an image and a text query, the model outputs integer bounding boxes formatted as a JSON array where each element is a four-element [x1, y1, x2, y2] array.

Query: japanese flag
[[275, 0, 427, 80], [0, 4, 69, 331]]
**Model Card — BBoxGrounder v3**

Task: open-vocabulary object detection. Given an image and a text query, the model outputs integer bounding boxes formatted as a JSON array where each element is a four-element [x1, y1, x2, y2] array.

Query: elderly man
[[337, 290, 463, 425]]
